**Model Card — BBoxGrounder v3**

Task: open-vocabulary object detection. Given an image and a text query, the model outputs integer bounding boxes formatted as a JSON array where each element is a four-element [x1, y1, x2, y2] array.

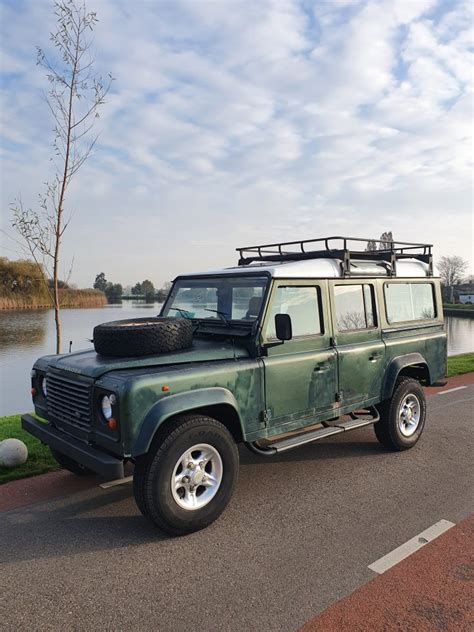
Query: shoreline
[[0, 290, 107, 311], [0, 302, 107, 311]]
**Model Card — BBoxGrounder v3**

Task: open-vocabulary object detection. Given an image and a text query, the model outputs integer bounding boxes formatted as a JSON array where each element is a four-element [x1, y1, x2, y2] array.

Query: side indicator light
[[162, 385, 170, 392], [31, 388, 37, 397], [107, 418, 117, 430]]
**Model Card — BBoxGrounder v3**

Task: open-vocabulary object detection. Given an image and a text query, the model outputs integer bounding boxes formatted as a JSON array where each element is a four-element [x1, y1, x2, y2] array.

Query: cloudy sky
[[1, 0, 472, 288]]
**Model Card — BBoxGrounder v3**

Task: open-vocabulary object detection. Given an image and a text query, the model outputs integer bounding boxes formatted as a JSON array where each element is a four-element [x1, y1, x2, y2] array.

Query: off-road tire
[[133, 415, 239, 536], [50, 448, 94, 476], [374, 376, 426, 451], [93, 317, 193, 357]]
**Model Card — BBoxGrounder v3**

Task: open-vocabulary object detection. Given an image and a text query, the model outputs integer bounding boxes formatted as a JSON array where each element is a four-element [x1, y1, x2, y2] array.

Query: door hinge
[[261, 409, 272, 426], [335, 391, 343, 403]]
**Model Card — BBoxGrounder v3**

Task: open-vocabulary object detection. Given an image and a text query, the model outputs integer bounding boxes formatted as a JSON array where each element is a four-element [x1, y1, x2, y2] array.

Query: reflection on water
[[445, 315, 474, 356], [0, 302, 163, 416], [0, 310, 48, 351], [0, 305, 472, 416]]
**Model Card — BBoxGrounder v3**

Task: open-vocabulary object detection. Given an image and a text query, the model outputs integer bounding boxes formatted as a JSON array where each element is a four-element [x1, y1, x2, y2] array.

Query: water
[[0, 302, 162, 417], [0, 307, 472, 416], [444, 315, 474, 356]]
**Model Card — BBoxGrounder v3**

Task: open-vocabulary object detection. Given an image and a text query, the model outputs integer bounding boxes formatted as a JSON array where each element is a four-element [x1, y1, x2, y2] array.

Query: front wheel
[[133, 415, 239, 536], [374, 377, 426, 451]]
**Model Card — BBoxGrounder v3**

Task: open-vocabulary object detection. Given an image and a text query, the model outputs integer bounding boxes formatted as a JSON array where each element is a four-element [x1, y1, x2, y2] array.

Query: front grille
[[46, 371, 92, 431]]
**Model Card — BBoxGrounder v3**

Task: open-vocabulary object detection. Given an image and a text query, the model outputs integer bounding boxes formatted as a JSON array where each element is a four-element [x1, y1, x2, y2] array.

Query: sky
[[1, 0, 473, 289]]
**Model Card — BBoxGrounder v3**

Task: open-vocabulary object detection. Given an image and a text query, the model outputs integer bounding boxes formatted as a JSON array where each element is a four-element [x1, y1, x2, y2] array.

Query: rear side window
[[334, 284, 376, 331], [384, 283, 435, 323], [266, 286, 322, 339]]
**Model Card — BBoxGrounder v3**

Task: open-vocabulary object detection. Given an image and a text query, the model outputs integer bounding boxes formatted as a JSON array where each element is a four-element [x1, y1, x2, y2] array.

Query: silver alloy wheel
[[171, 443, 223, 511], [398, 394, 421, 437]]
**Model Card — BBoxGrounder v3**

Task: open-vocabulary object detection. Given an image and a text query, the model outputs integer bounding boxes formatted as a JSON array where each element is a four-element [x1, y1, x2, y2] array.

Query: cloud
[[1, 0, 472, 287]]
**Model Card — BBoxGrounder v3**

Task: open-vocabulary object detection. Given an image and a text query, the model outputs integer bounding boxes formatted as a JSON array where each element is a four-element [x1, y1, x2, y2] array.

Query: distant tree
[[438, 255, 469, 303], [365, 240, 377, 252], [0, 257, 45, 296], [131, 282, 143, 296], [379, 231, 394, 250], [94, 272, 108, 292], [48, 278, 69, 289], [156, 281, 172, 302], [141, 279, 155, 301], [10, 0, 113, 353], [105, 282, 122, 303]]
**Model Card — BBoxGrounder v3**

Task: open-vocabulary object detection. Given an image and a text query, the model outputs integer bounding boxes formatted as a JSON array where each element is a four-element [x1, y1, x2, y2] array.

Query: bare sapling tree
[[438, 255, 468, 303], [11, 0, 113, 353]]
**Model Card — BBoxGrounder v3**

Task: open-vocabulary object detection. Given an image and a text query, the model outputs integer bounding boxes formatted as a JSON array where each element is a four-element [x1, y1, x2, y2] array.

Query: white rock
[[0, 438, 28, 468]]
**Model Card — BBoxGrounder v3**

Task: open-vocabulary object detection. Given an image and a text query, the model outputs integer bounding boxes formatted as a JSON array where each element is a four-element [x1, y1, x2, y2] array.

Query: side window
[[266, 286, 322, 339], [385, 283, 435, 323], [335, 284, 376, 331]]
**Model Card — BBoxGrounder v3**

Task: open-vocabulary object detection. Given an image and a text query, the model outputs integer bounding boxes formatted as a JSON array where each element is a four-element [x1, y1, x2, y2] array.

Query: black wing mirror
[[275, 313, 292, 341]]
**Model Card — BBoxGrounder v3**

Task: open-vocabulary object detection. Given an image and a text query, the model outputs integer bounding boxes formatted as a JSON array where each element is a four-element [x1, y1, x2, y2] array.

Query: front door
[[261, 281, 337, 436], [330, 282, 385, 405]]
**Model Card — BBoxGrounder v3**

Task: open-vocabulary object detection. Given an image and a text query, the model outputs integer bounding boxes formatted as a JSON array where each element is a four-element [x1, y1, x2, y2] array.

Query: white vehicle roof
[[180, 257, 435, 280]]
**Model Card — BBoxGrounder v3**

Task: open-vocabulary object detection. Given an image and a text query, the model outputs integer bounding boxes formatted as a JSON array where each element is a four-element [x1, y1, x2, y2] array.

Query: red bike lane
[[299, 513, 473, 632]]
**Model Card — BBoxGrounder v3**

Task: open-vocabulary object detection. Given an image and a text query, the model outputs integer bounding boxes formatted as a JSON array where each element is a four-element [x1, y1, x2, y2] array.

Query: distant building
[[443, 282, 474, 303]]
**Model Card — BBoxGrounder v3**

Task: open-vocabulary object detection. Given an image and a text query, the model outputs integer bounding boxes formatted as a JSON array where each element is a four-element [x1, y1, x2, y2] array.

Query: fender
[[132, 387, 243, 457], [382, 353, 430, 400]]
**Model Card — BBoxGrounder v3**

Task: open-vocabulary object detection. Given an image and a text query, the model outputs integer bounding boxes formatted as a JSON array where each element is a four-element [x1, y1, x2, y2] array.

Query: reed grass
[[0, 288, 106, 310]]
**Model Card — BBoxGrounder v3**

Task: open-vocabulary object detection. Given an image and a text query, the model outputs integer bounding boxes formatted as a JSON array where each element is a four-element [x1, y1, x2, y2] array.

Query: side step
[[247, 407, 379, 456]]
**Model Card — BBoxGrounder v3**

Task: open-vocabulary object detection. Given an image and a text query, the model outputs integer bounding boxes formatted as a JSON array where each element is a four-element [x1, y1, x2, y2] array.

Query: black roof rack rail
[[236, 236, 434, 277]]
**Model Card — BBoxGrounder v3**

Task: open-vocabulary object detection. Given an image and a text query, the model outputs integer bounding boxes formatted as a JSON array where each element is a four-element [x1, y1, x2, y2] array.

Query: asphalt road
[[1, 385, 473, 631]]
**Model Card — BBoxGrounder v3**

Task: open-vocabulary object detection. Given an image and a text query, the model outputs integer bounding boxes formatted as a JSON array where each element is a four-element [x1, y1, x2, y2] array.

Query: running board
[[247, 407, 379, 455]]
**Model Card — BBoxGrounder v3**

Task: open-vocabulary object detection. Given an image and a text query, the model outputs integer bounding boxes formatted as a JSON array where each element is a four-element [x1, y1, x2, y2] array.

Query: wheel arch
[[382, 353, 431, 400], [132, 388, 244, 457]]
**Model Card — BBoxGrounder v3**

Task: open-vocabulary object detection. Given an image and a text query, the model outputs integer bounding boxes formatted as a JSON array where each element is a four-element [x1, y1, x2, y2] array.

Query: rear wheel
[[50, 448, 94, 476], [133, 415, 239, 536], [374, 377, 426, 451]]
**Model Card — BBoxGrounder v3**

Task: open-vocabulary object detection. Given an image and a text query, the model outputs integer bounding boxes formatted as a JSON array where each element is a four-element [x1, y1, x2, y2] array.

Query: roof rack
[[236, 236, 434, 277]]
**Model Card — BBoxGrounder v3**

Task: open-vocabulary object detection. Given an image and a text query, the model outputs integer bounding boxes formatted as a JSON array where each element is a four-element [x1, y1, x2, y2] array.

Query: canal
[[0, 306, 472, 417]]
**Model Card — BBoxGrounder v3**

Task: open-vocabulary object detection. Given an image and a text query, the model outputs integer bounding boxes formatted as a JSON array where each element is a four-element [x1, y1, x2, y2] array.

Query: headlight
[[41, 376, 48, 397], [101, 394, 116, 420]]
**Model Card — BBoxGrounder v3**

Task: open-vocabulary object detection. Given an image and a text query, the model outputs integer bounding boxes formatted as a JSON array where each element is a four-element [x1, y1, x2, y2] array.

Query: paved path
[[1, 378, 473, 631], [300, 514, 473, 631]]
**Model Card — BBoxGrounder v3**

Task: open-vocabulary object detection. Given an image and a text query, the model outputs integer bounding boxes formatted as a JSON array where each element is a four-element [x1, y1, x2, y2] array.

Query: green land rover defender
[[23, 236, 447, 535]]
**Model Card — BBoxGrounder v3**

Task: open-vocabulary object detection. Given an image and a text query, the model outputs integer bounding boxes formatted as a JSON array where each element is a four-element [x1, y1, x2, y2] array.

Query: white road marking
[[99, 475, 133, 489], [368, 519, 455, 574], [437, 386, 467, 395]]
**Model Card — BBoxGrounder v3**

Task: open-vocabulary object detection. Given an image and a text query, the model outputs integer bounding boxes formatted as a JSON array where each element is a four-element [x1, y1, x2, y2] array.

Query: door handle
[[314, 363, 331, 372], [369, 353, 382, 362]]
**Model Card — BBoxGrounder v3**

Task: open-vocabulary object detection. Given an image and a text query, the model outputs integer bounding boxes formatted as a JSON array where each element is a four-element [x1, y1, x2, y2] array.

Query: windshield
[[162, 276, 268, 323]]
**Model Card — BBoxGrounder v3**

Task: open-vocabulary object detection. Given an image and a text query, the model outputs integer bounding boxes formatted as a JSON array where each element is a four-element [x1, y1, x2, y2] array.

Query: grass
[[0, 415, 58, 484], [447, 352, 474, 377], [443, 303, 474, 310], [1, 353, 473, 484]]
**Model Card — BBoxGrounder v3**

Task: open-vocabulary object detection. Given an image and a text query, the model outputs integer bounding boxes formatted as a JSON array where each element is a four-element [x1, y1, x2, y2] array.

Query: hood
[[42, 338, 249, 379]]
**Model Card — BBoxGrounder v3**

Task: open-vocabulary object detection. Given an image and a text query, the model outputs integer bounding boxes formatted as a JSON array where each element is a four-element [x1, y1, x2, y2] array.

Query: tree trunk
[[53, 248, 61, 353], [54, 297, 61, 353]]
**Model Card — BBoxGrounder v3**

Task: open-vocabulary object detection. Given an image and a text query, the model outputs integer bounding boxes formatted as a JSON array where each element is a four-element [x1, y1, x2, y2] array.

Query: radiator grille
[[46, 372, 92, 431]]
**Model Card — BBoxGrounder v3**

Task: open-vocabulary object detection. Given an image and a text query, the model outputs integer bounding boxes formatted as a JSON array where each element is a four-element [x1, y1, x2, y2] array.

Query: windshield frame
[[160, 272, 272, 330]]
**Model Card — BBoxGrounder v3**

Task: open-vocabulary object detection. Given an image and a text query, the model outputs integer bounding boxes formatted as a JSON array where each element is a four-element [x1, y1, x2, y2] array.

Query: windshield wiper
[[169, 307, 193, 318], [204, 308, 231, 327]]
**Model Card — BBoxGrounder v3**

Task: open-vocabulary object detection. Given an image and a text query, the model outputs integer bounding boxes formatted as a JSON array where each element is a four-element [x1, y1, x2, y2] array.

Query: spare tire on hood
[[93, 317, 193, 357]]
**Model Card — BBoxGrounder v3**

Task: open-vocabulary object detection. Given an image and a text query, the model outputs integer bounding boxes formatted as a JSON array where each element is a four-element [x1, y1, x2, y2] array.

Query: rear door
[[330, 282, 385, 405], [261, 281, 337, 435]]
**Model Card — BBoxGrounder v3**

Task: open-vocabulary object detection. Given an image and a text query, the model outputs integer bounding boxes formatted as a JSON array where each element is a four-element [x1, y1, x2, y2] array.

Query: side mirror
[[275, 313, 292, 341]]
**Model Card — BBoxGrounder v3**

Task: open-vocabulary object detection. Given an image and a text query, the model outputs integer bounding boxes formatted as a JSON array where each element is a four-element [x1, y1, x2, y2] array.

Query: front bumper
[[21, 414, 124, 480]]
